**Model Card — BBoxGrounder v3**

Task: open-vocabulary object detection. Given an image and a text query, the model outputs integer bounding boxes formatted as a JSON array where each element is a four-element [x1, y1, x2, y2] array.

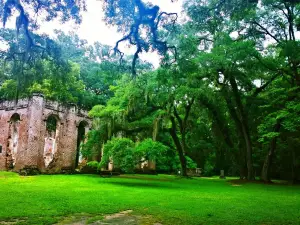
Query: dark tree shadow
[[109, 181, 178, 189]]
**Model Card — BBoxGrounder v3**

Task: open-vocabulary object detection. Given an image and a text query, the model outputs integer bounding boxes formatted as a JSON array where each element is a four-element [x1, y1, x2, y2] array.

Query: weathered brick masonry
[[0, 94, 91, 173]]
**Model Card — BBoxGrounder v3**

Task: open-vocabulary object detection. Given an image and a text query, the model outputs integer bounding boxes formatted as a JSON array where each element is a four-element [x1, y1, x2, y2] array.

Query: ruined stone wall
[[0, 94, 91, 173], [0, 99, 30, 171]]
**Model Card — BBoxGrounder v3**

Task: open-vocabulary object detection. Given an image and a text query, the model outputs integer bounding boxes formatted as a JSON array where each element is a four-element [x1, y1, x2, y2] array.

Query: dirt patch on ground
[[56, 210, 162, 225], [0, 219, 26, 225]]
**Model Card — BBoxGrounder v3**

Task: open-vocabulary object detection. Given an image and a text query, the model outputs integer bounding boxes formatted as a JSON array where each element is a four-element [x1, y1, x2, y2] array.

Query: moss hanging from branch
[[102, 0, 178, 77]]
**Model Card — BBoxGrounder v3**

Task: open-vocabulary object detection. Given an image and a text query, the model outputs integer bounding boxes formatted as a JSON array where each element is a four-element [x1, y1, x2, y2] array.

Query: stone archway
[[7, 113, 20, 169], [75, 120, 89, 168]]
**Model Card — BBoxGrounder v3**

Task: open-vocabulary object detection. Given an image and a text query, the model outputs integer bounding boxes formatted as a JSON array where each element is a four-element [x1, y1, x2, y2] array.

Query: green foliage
[[0, 28, 129, 109], [1, 0, 86, 58], [81, 128, 106, 159], [101, 137, 135, 173], [170, 156, 197, 171], [1, 0, 300, 181], [135, 138, 169, 161], [86, 161, 101, 171], [186, 156, 197, 169], [0, 80, 17, 99], [100, 138, 169, 173], [46, 116, 57, 133], [203, 158, 216, 177], [27, 61, 85, 103]]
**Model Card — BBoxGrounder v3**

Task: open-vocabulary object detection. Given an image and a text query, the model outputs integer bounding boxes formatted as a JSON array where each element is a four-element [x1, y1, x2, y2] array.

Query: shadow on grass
[[119, 175, 175, 182], [109, 181, 179, 189], [228, 179, 300, 186]]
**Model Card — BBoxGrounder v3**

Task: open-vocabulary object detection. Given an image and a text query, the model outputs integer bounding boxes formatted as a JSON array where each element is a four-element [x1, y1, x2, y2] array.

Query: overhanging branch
[[111, 0, 178, 77]]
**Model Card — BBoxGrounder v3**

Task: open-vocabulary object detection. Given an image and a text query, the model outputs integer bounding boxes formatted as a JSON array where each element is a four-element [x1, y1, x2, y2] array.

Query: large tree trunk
[[291, 147, 298, 184], [224, 95, 253, 179], [171, 100, 194, 177], [237, 141, 247, 179], [198, 98, 234, 149], [169, 116, 187, 176], [229, 77, 255, 180], [241, 124, 255, 180], [201, 94, 249, 179], [261, 123, 281, 182]]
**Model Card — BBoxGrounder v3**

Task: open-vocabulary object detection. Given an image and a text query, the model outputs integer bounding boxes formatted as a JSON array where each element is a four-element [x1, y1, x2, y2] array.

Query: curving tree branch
[[111, 0, 178, 77], [1, 0, 86, 59]]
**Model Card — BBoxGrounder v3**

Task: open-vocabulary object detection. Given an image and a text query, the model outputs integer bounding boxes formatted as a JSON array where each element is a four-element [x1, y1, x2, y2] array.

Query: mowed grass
[[0, 172, 299, 225]]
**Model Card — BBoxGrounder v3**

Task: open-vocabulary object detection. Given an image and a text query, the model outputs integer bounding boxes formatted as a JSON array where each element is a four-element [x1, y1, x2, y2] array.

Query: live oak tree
[[87, 62, 199, 176], [184, 0, 300, 181], [84, 0, 300, 179]]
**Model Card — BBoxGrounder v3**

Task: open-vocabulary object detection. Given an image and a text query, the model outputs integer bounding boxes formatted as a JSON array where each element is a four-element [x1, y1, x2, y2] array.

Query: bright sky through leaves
[[1, 0, 183, 67]]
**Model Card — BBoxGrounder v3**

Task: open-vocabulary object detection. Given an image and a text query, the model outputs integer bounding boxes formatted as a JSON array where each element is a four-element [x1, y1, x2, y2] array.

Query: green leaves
[[0, 79, 17, 99], [1, 0, 86, 36], [135, 138, 169, 161], [279, 41, 300, 60], [101, 137, 135, 173], [26, 61, 85, 104], [100, 137, 168, 173]]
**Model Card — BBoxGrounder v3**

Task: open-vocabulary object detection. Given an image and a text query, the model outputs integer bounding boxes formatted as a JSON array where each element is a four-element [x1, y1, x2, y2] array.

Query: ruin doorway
[[75, 121, 88, 168], [44, 115, 59, 168], [7, 113, 20, 169]]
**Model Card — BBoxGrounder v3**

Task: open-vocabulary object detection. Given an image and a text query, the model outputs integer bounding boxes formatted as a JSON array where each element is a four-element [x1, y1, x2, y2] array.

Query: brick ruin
[[0, 94, 91, 173]]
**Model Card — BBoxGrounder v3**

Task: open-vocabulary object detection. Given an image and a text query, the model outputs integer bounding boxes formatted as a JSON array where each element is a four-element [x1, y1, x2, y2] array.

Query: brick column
[[61, 105, 78, 169], [25, 94, 44, 169], [0, 111, 9, 170]]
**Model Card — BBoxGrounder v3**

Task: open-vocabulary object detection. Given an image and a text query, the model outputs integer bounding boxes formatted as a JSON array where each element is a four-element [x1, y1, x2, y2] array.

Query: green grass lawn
[[0, 172, 299, 225]]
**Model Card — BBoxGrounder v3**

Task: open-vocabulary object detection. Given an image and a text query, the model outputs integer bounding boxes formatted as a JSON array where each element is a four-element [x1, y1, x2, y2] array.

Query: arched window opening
[[7, 113, 21, 169], [10, 113, 20, 122], [76, 121, 88, 168], [46, 115, 58, 138], [44, 115, 59, 168]]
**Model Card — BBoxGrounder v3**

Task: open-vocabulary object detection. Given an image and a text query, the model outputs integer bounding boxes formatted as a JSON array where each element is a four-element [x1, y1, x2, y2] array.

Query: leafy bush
[[100, 137, 135, 173], [87, 161, 101, 171], [81, 129, 105, 159], [100, 137, 169, 173], [135, 138, 169, 161], [172, 156, 198, 171], [203, 160, 215, 177]]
